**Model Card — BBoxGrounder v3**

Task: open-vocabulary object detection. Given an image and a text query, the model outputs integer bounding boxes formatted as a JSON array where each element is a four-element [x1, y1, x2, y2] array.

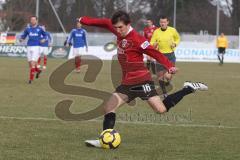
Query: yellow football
[[99, 129, 121, 149]]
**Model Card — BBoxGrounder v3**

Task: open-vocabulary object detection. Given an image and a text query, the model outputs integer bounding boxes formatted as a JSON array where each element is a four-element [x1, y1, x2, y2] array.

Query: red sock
[[75, 56, 81, 69], [43, 55, 47, 66], [35, 65, 41, 73], [38, 57, 41, 66], [30, 67, 35, 81]]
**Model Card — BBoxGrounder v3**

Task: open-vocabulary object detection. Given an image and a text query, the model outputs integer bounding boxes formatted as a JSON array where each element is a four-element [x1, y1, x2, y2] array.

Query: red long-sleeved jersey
[[80, 17, 174, 85], [143, 25, 158, 42]]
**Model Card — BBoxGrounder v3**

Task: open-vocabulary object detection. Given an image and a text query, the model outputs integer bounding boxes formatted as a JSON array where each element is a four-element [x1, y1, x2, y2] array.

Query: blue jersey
[[21, 25, 46, 46], [67, 28, 87, 48], [40, 32, 52, 47]]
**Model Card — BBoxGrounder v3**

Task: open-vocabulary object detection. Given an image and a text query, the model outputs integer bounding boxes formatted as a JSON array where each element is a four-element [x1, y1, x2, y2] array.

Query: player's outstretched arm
[[79, 17, 117, 35], [139, 40, 176, 73]]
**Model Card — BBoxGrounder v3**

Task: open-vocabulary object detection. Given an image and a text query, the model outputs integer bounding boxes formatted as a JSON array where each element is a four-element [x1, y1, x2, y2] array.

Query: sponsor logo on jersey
[[29, 32, 39, 36], [75, 33, 83, 37], [141, 41, 150, 49]]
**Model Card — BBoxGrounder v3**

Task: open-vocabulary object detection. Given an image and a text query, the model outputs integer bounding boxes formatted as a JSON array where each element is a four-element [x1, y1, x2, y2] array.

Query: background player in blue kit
[[20, 16, 46, 84], [38, 25, 52, 70], [66, 20, 88, 72]]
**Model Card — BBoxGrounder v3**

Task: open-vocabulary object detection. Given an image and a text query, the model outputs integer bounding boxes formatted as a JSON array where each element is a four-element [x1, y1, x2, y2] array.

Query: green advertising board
[[0, 45, 70, 58]]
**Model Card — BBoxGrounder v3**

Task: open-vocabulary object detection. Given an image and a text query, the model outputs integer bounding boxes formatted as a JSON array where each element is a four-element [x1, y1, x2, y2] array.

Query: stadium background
[[0, 0, 240, 160]]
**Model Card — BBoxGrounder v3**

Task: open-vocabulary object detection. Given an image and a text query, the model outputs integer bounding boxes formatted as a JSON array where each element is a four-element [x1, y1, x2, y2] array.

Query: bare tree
[[231, 0, 240, 34], [0, 0, 237, 34], [2, 0, 35, 31]]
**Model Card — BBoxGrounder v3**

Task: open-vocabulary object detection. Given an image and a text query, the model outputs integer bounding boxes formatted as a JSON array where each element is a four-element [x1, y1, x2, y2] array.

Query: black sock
[[103, 112, 116, 130], [217, 55, 221, 62], [159, 80, 167, 95], [150, 61, 156, 74], [163, 87, 193, 111]]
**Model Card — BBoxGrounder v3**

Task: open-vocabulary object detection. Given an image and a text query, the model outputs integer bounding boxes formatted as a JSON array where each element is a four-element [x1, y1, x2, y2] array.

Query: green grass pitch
[[0, 57, 240, 160]]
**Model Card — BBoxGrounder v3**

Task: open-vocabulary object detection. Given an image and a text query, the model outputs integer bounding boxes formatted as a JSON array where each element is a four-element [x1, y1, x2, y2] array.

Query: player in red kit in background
[[143, 19, 157, 74], [79, 11, 208, 148]]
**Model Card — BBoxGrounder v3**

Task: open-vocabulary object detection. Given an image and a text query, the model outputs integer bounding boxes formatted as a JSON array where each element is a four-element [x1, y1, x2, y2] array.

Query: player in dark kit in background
[[79, 11, 208, 147], [143, 19, 157, 74], [150, 16, 180, 98]]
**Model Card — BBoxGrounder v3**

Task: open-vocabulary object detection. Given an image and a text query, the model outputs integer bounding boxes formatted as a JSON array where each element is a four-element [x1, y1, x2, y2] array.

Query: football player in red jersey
[[80, 11, 208, 147], [143, 19, 158, 74]]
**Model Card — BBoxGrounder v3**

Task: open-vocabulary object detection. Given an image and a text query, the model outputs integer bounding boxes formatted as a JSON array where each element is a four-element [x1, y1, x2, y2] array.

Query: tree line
[[1, 0, 239, 35]]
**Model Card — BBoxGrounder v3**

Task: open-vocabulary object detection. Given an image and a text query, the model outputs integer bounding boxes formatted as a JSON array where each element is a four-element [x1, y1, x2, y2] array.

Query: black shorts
[[218, 47, 226, 54], [155, 52, 176, 73], [115, 81, 158, 103]]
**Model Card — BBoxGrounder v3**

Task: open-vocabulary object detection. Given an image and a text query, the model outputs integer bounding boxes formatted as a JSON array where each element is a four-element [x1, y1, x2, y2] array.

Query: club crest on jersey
[[141, 41, 150, 49], [119, 39, 132, 49]]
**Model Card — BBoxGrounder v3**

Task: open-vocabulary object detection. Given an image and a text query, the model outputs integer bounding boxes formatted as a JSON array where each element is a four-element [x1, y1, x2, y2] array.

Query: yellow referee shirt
[[150, 26, 180, 54], [217, 36, 228, 48]]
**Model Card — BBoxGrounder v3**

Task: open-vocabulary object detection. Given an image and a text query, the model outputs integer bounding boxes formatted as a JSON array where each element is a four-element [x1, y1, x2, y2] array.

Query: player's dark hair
[[159, 15, 168, 20], [111, 10, 131, 25], [30, 16, 38, 20]]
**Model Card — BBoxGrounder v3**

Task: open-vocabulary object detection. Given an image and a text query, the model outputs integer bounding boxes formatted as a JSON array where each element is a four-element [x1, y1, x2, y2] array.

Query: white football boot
[[85, 139, 101, 148], [183, 81, 208, 92]]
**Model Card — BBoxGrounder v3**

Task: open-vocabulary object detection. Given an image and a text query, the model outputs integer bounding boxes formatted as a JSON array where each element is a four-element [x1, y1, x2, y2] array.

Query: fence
[[12, 32, 239, 49]]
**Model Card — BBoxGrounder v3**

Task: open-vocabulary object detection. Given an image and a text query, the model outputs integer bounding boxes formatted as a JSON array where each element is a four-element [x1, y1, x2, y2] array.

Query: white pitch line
[[113, 120, 240, 129], [89, 119, 240, 129], [0, 116, 59, 121], [0, 116, 239, 129]]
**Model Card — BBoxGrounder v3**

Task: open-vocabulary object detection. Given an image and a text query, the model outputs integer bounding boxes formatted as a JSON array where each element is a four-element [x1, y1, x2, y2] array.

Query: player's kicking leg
[[148, 81, 208, 113], [85, 92, 128, 148]]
